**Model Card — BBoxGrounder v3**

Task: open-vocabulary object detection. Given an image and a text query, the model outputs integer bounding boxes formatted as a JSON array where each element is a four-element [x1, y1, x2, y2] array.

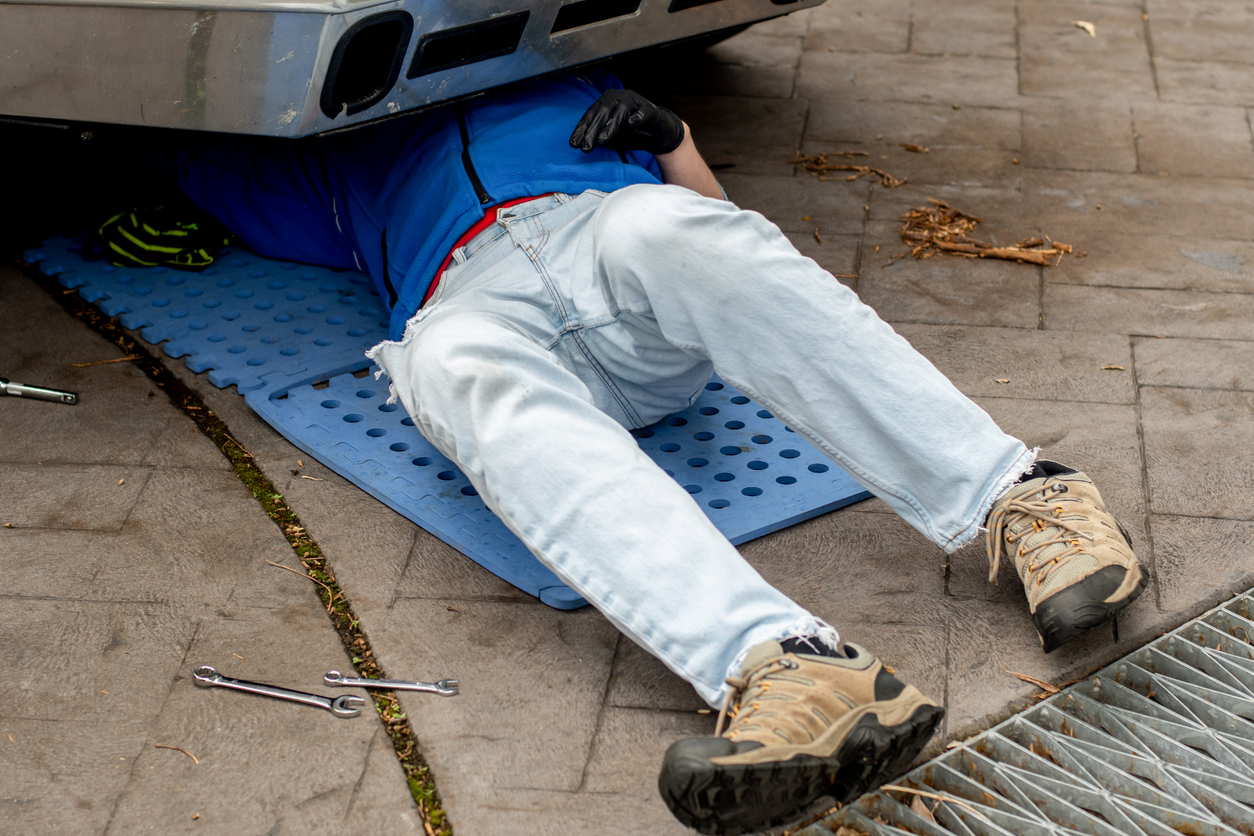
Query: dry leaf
[[814, 227, 823, 244], [995, 379, 1010, 384], [911, 795, 938, 823], [900, 143, 929, 153], [1005, 670, 1060, 694], [118, 478, 125, 485], [1072, 20, 1096, 37], [1101, 365, 1125, 371]]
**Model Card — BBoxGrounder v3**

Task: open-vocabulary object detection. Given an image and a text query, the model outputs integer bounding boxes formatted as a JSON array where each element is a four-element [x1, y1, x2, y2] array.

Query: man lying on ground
[[102, 71, 1147, 835]]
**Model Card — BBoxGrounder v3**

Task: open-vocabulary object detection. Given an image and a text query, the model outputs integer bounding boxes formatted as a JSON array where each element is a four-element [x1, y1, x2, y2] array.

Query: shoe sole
[[659, 701, 944, 836], [1035, 563, 1149, 653]]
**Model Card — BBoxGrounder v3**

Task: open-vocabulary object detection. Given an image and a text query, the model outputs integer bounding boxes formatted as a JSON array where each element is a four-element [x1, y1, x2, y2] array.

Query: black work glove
[[569, 89, 686, 155]]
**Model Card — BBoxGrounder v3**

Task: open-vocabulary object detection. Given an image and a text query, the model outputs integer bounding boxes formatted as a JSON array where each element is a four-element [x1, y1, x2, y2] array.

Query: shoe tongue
[[740, 640, 785, 676]]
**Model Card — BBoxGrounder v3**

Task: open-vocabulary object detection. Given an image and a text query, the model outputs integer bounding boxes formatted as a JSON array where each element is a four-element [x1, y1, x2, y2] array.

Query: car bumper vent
[[321, 12, 413, 118], [811, 591, 1254, 836], [408, 11, 531, 79]]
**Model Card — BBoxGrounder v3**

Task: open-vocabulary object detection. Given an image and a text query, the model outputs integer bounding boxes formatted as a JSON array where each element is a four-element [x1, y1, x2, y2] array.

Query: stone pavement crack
[[19, 261, 453, 836]]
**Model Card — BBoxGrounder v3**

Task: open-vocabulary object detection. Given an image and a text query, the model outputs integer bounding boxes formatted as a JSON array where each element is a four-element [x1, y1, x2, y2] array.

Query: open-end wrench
[[193, 665, 365, 717], [0, 378, 77, 405], [324, 670, 458, 697]]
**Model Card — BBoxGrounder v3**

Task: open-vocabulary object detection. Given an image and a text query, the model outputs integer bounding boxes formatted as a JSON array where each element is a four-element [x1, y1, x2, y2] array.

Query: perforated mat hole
[[666, 416, 687, 427], [694, 431, 715, 441], [437, 471, 457, 480], [223, 312, 241, 320], [720, 446, 742, 456], [401, 417, 415, 426], [327, 316, 345, 325], [348, 328, 367, 337], [378, 402, 399, 412], [684, 485, 702, 494], [185, 288, 203, 297], [263, 278, 281, 286], [714, 472, 735, 482], [227, 346, 246, 354], [315, 338, 333, 346], [321, 400, 341, 408], [757, 409, 772, 419], [209, 334, 227, 342], [242, 324, 260, 332], [261, 336, 278, 344], [300, 270, 317, 280], [203, 267, 217, 275], [741, 487, 763, 496], [356, 390, 375, 399], [190, 322, 207, 330], [246, 358, 266, 366], [747, 461, 768, 470], [366, 428, 387, 437], [632, 429, 654, 438], [231, 258, 249, 267], [776, 476, 797, 485], [275, 314, 293, 322], [784, 427, 795, 432], [808, 463, 829, 473], [204, 300, 220, 308], [705, 381, 724, 390], [295, 326, 313, 334], [780, 449, 800, 459], [752, 434, 773, 445], [280, 348, 299, 356], [724, 421, 744, 430], [134, 287, 152, 296], [287, 293, 305, 301], [152, 299, 170, 307], [255, 301, 274, 310], [343, 413, 365, 423], [235, 290, 254, 299], [390, 442, 410, 452], [217, 279, 234, 287], [698, 407, 719, 415], [730, 396, 750, 405], [660, 443, 680, 452], [151, 266, 167, 274], [116, 275, 134, 284], [461, 486, 479, 496], [165, 275, 184, 285], [170, 310, 188, 319], [709, 499, 730, 509], [687, 458, 708, 468], [412, 457, 432, 466], [308, 305, 326, 313]]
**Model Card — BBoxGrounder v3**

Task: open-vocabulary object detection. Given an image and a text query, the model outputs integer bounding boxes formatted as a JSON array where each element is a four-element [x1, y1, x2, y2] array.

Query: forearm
[[655, 123, 725, 201]]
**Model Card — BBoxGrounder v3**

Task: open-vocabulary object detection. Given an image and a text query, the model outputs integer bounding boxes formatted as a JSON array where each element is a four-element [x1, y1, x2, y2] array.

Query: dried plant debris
[[900, 199, 1072, 266], [791, 152, 906, 188]]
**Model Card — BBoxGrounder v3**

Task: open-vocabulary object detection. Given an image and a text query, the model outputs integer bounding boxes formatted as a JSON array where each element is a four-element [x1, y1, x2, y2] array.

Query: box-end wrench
[[194, 665, 364, 717], [324, 670, 458, 697], [0, 378, 77, 405]]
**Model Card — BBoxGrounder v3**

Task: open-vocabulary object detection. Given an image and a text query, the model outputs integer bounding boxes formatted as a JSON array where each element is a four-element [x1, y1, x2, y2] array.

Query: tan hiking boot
[[987, 461, 1148, 653], [657, 641, 942, 835]]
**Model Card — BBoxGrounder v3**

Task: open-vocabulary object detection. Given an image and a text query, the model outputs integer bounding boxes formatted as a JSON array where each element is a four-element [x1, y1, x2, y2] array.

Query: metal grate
[[811, 591, 1254, 836]]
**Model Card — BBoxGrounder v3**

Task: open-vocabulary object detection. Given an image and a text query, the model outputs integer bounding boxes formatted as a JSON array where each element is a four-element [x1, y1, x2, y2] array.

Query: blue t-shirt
[[327, 71, 663, 339]]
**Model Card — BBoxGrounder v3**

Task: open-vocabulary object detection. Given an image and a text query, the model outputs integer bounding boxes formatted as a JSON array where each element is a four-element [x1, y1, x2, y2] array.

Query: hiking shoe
[[987, 461, 1148, 653], [658, 641, 943, 835]]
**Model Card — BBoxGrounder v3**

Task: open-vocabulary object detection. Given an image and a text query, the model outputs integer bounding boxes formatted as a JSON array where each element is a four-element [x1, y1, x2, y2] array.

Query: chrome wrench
[[324, 670, 458, 697], [193, 665, 364, 717], [0, 378, 77, 405]]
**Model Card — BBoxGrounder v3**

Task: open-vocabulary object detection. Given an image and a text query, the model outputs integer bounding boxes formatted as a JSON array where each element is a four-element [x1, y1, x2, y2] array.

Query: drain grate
[[813, 592, 1254, 836]]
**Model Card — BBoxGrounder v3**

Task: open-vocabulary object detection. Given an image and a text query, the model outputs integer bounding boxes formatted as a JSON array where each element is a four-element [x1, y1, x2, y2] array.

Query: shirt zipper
[[455, 105, 492, 206]]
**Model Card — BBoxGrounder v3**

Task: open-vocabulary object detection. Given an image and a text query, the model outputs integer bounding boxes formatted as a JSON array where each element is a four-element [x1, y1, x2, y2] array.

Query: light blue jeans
[[369, 185, 1033, 705]]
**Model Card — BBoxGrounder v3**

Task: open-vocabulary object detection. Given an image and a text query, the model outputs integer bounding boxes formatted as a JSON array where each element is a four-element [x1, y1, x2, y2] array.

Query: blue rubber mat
[[25, 236, 872, 609]]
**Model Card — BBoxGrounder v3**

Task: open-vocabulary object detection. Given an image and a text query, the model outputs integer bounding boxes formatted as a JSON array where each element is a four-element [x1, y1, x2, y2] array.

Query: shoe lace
[[714, 658, 799, 739], [986, 480, 1094, 587]]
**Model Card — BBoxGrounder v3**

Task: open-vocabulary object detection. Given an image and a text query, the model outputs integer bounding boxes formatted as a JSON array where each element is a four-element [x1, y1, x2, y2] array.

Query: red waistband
[[421, 194, 553, 306]]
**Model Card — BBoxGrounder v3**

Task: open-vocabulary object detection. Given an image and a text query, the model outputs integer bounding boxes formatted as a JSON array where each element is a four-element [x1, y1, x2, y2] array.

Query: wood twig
[[265, 559, 338, 606], [790, 153, 906, 188], [899, 199, 1072, 266], [71, 356, 141, 367], [154, 744, 199, 764], [223, 434, 253, 459], [881, 785, 989, 821]]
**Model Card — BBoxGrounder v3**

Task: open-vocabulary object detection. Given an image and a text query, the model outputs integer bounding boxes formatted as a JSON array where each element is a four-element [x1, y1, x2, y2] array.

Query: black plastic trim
[[551, 0, 641, 33], [668, 0, 725, 12], [407, 12, 530, 79], [320, 11, 414, 119]]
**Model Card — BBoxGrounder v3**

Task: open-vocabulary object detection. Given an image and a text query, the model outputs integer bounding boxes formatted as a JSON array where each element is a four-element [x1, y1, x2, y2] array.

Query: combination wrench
[[193, 665, 365, 717], [324, 670, 459, 697]]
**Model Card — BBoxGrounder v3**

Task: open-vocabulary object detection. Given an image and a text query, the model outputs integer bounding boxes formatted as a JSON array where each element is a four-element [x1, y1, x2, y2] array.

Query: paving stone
[[448, 786, 693, 836], [749, 8, 813, 38], [869, 180, 1025, 225], [661, 96, 808, 176], [105, 615, 417, 836], [796, 52, 1019, 109], [1018, 2, 1157, 102], [721, 172, 869, 236], [1140, 386, 1254, 521], [663, 33, 802, 99], [857, 221, 1041, 328], [803, 0, 912, 54], [803, 102, 1021, 186], [945, 398, 1149, 604], [1157, 58, 1254, 108], [1023, 99, 1136, 172], [0, 463, 147, 530], [1132, 101, 1254, 178], [1151, 514, 1254, 617], [582, 706, 713, 796], [0, 716, 152, 835], [1022, 170, 1254, 241], [1146, 0, 1254, 64], [893, 323, 1136, 404], [1134, 336, 1254, 392], [367, 599, 619, 801], [1044, 283, 1254, 340], [605, 637, 708, 712], [909, 0, 1018, 59], [1045, 231, 1254, 294]]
